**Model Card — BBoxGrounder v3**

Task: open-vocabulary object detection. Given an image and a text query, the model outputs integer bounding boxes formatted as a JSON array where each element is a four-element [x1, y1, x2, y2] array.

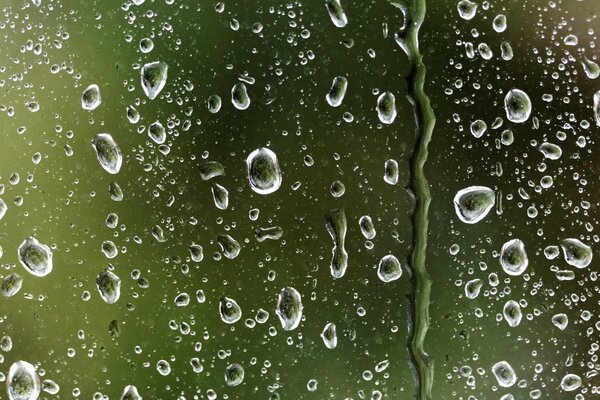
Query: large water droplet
[[500, 239, 528, 276], [464, 279, 483, 299], [92, 133, 122, 174], [81, 84, 101, 110], [538, 142, 562, 160], [276, 287, 303, 331], [231, 83, 250, 110], [457, 0, 477, 20], [96, 270, 121, 304], [491, 361, 517, 387], [326, 76, 348, 107], [560, 374, 582, 391], [217, 234, 240, 259], [219, 296, 242, 324], [359, 215, 376, 240], [376, 92, 397, 124], [2, 273, 23, 298], [383, 159, 399, 185], [148, 120, 166, 144], [7, 361, 41, 400], [211, 183, 229, 210], [453, 186, 495, 224], [141, 61, 168, 100], [321, 322, 337, 349], [224, 364, 244, 387], [377, 254, 402, 283], [246, 148, 282, 195], [504, 89, 531, 123], [325, 0, 348, 28], [502, 300, 522, 327], [18, 237, 53, 277], [325, 208, 348, 279], [560, 238, 592, 269], [551, 313, 568, 330]]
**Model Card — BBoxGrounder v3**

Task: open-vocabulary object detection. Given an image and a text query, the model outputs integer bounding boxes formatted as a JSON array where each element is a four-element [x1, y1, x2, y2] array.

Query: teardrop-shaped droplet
[[560, 374, 582, 392], [81, 84, 101, 110], [491, 361, 517, 387], [383, 159, 399, 185], [502, 300, 522, 327], [325, 0, 348, 28], [126, 105, 140, 123], [504, 89, 531, 123], [538, 142, 562, 160], [120, 385, 142, 400], [96, 270, 121, 304], [7, 361, 41, 400], [231, 83, 250, 110], [560, 238, 592, 269], [211, 183, 229, 210], [41, 379, 59, 395], [217, 234, 240, 259], [581, 56, 599, 79], [141, 61, 168, 100], [108, 181, 124, 202], [148, 120, 166, 144], [92, 133, 122, 174], [325, 208, 348, 279], [326, 76, 348, 107], [500, 239, 528, 276], [246, 148, 282, 195], [377, 254, 402, 283], [464, 279, 483, 299], [276, 286, 303, 331], [359, 215, 376, 240], [376, 92, 397, 124], [18, 237, 53, 277], [551, 313, 568, 330], [453, 186, 495, 224], [219, 296, 242, 324], [321, 322, 337, 349], [224, 364, 245, 387]]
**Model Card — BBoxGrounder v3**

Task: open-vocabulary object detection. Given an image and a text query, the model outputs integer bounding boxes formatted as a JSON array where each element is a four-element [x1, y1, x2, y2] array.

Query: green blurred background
[[0, 0, 598, 399]]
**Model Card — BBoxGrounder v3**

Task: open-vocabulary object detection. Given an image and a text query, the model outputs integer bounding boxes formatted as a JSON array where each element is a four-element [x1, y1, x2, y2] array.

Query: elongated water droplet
[[217, 234, 240, 259], [211, 183, 229, 210], [464, 279, 482, 299], [220, 296, 242, 324], [199, 161, 224, 180], [120, 385, 141, 400], [96, 270, 121, 304], [376, 92, 397, 124], [231, 83, 250, 110], [491, 361, 517, 387], [453, 186, 495, 224], [594, 90, 600, 126], [325, 208, 348, 279], [377, 254, 402, 283], [383, 159, 399, 185], [109, 181, 124, 202], [92, 133, 122, 174], [276, 287, 303, 331], [7, 361, 41, 400], [504, 89, 531, 123], [560, 374, 581, 391], [500, 239, 528, 276], [503, 300, 522, 327], [81, 84, 101, 110], [224, 364, 244, 386], [18, 237, 52, 277], [321, 322, 337, 349], [246, 148, 282, 195], [141, 61, 168, 100], [148, 120, 166, 144], [2, 273, 23, 297], [538, 142, 562, 160], [560, 238, 592, 269], [255, 226, 283, 242], [325, 0, 348, 28], [581, 56, 599, 79], [359, 215, 376, 240], [326, 76, 348, 107], [0, 198, 7, 220], [41, 380, 59, 395]]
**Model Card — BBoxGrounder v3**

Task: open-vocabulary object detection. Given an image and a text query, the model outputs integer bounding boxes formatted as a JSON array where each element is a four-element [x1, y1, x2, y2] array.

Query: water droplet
[[330, 180, 345, 197], [321, 322, 337, 349], [139, 37, 154, 53], [141, 61, 168, 100], [101, 240, 118, 259], [325, 0, 348, 28], [156, 360, 171, 376], [457, 0, 478, 20], [41, 380, 59, 395], [148, 120, 166, 144], [594, 90, 600, 126], [189, 244, 204, 262], [92, 133, 122, 174], [383, 159, 399, 185], [325, 208, 348, 279], [219, 296, 242, 324], [502, 300, 522, 327], [326, 76, 348, 107], [0, 198, 7, 220], [217, 234, 241, 259], [109, 182, 124, 202], [470, 120, 487, 138], [81, 84, 101, 110], [255, 226, 283, 242], [376, 92, 397, 124], [224, 364, 244, 386], [359, 215, 376, 240], [464, 279, 483, 299], [551, 313, 568, 330], [96, 270, 121, 304], [543, 245, 559, 260], [199, 161, 225, 181], [18, 237, 53, 277], [2, 273, 23, 297], [231, 83, 250, 110], [211, 183, 229, 210], [377, 254, 402, 283], [504, 89, 532, 123], [560, 373, 581, 391], [581, 56, 599, 79], [246, 148, 282, 195], [7, 361, 41, 400], [492, 14, 507, 33], [207, 95, 222, 114], [120, 385, 141, 400], [560, 238, 592, 269], [491, 361, 517, 387], [453, 186, 495, 224], [276, 287, 303, 331], [500, 239, 528, 276], [538, 142, 562, 160]]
